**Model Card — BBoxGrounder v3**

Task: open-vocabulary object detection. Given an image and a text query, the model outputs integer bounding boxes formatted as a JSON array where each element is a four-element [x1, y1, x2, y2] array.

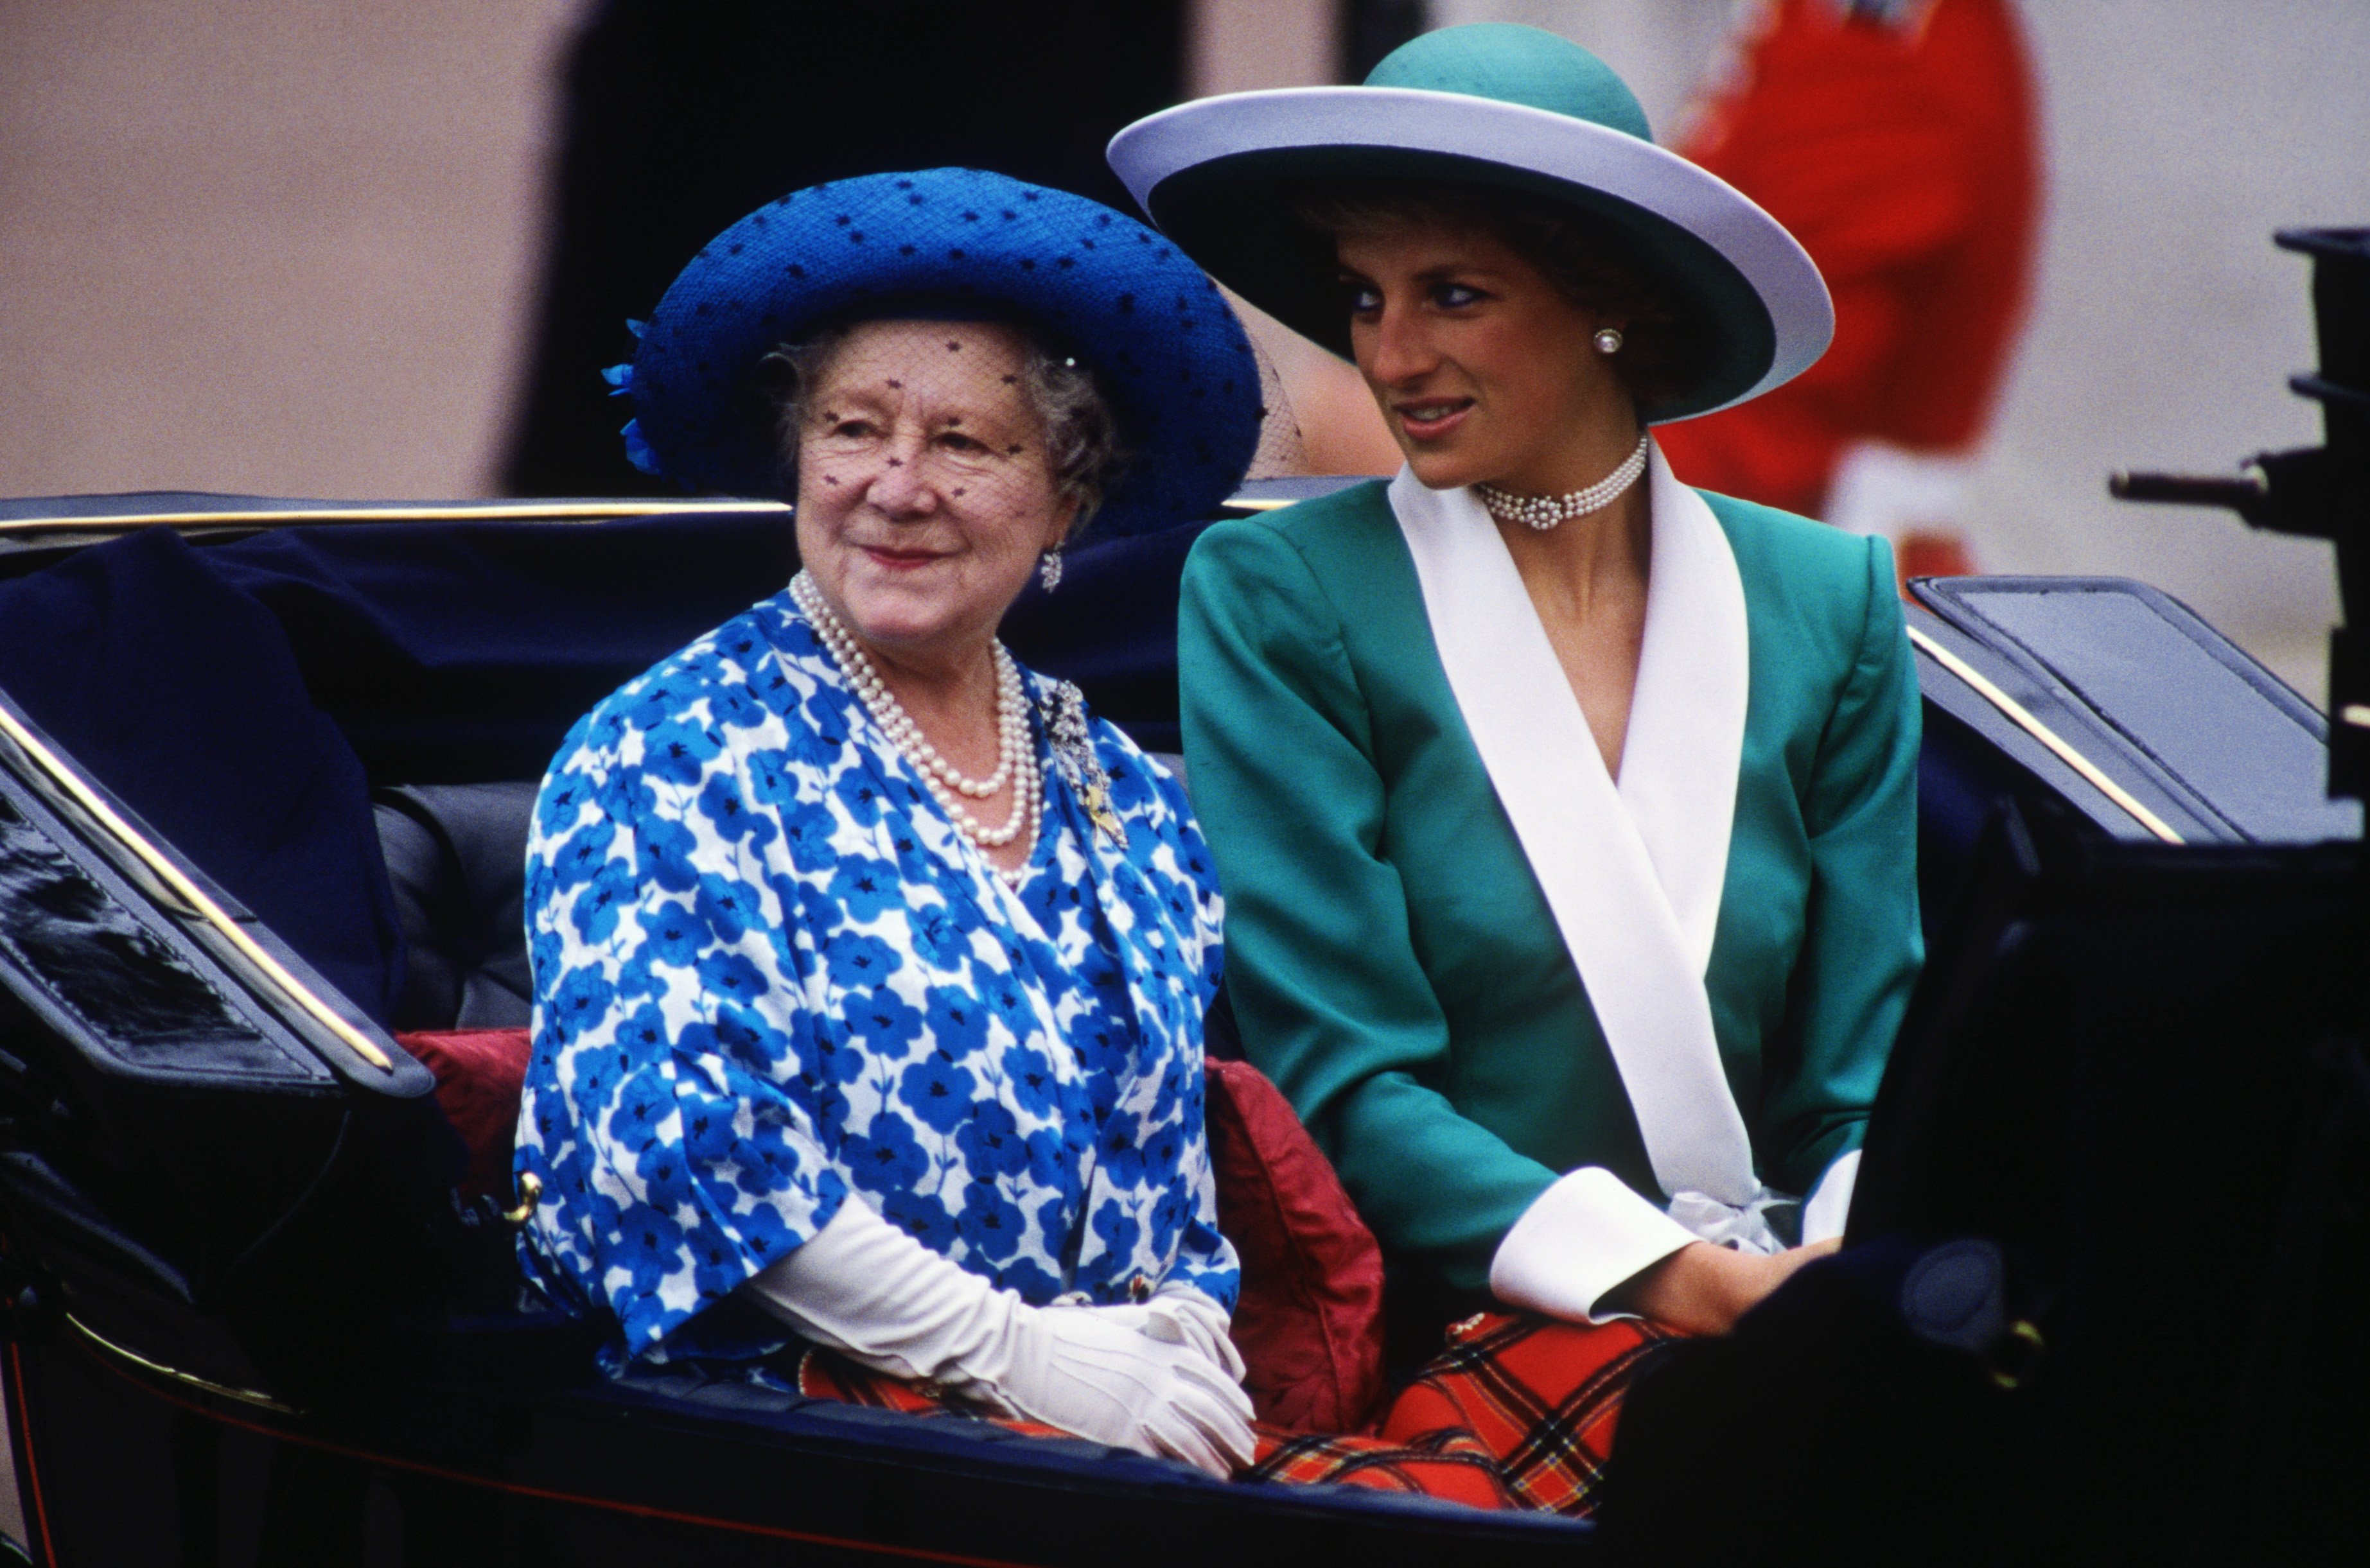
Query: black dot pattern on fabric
[[628, 169, 1261, 534]]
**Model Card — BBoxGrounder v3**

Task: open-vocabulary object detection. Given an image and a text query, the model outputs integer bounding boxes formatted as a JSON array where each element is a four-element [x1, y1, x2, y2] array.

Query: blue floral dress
[[516, 588, 1239, 1371]]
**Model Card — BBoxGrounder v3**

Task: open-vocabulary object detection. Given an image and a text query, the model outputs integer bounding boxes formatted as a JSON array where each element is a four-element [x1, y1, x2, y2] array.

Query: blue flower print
[[996, 1258, 1062, 1302], [548, 964, 617, 1044], [637, 814, 704, 894], [1005, 1045, 1060, 1117], [845, 1113, 930, 1194], [1035, 1194, 1077, 1260], [611, 1001, 671, 1060], [547, 812, 617, 891], [643, 716, 723, 785], [882, 1188, 958, 1252], [622, 1208, 690, 1298], [692, 872, 757, 945], [900, 1052, 978, 1135], [956, 1181, 1027, 1262], [1096, 1112, 1148, 1190], [775, 815, 840, 873], [536, 765, 593, 841], [823, 931, 900, 989], [562, 1036, 628, 1109], [921, 988, 985, 1056], [604, 1066, 680, 1156], [841, 987, 923, 1060], [954, 1101, 1028, 1178], [705, 683, 766, 733], [642, 902, 708, 970], [695, 948, 768, 1006], [1149, 1184, 1193, 1257], [1089, 1204, 1145, 1278], [570, 855, 638, 947], [827, 858, 906, 923], [1023, 1126, 1072, 1191], [698, 771, 778, 849], [1103, 756, 1156, 812], [516, 590, 1238, 1370], [839, 776, 888, 830], [1139, 1119, 1186, 1192]]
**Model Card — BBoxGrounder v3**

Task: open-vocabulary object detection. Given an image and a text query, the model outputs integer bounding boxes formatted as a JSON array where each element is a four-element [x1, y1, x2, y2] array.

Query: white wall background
[[0, 0, 584, 501], [1439, 0, 2370, 696]]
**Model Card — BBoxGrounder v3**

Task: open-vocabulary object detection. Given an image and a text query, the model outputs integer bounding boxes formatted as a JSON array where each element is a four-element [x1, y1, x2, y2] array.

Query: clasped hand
[[1606, 1236, 1841, 1336], [967, 1290, 1254, 1477]]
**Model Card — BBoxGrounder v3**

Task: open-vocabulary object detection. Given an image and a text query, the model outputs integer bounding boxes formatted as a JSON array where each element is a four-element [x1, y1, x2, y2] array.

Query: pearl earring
[[1593, 327, 1624, 354], [1038, 550, 1064, 591]]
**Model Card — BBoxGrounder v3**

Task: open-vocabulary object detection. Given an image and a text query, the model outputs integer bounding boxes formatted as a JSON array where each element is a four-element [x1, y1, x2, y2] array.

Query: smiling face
[[1337, 218, 1638, 494], [792, 318, 1075, 670]]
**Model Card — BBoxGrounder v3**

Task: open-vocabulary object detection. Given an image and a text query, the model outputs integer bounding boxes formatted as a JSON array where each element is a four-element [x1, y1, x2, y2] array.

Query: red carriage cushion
[[397, 1027, 531, 1200], [1203, 1058, 1388, 1434], [395, 1030, 1389, 1431]]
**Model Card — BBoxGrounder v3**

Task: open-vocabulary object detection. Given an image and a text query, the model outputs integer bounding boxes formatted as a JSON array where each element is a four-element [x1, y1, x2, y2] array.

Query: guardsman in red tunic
[[1655, 0, 2039, 581]]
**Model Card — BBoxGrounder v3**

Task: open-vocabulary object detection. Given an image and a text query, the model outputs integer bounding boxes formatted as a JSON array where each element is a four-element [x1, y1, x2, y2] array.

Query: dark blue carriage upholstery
[[0, 527, 408, 1023]]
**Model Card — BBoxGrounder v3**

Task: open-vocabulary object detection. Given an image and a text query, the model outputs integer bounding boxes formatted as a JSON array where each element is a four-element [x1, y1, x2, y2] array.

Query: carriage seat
[[375, 781, 538, 1032]]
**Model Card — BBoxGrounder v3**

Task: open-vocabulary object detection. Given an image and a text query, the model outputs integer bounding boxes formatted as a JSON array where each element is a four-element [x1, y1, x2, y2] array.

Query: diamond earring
[[1593, 327, 1624, 354], [1038, 550, 1064, 591]]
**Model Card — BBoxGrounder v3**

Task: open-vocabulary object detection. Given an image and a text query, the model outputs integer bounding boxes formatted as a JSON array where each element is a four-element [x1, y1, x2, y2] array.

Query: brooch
[[1044, 681, 1127, 848]]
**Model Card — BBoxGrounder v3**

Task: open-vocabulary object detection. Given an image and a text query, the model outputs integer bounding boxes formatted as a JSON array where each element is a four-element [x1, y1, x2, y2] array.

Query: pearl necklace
[[1473, 433, 1651, 531], [791, 572, 1041, 880]]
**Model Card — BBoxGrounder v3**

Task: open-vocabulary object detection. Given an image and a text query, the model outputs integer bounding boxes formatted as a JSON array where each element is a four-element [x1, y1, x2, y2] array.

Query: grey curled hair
[[761, 322, 1129, 539]]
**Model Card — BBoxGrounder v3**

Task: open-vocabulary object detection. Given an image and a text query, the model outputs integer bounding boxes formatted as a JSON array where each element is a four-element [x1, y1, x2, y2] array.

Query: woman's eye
[[1344, 283, 1383, 315], [825, 418, 877, 440], [935, 430, 985, 453], [1431, 282, 1484, 309]]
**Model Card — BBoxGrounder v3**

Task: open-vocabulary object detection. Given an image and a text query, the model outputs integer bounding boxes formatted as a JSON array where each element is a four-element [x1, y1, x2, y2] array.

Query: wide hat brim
[[626, 168, 1263, 535], [1107, 87, 1833, 422]]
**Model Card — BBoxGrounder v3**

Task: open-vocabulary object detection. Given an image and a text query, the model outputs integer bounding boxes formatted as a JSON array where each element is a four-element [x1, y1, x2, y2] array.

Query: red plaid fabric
[[796, 1311, 1680, 1517]]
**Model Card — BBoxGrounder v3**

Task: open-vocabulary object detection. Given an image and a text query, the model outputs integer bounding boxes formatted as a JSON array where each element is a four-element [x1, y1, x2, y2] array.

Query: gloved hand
[[1087, 1282, 1246, 1386], [740, 1198, 1255, 1476], [980, 1299, 1255, 1477]]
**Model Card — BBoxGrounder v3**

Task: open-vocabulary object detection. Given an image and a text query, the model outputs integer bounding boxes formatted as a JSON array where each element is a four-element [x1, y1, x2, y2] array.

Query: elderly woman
[[514, 169, 1265, 1476], [1107, 26, 1922, 1510]]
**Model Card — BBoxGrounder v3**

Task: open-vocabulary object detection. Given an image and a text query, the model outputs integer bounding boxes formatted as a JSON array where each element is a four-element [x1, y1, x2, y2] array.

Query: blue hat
[[1109, 25, 1832, 422], [615, 168, 1263, 536]]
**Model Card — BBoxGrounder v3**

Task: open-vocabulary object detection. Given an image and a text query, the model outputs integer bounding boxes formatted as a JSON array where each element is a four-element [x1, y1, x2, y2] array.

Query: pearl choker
[[791, 571, 1040, 884], [1473, 433, 1651, 531]]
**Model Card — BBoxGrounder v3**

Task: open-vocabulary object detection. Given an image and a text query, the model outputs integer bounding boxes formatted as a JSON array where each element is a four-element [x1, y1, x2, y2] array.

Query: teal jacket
[[1179, 479, 1923, 1294]]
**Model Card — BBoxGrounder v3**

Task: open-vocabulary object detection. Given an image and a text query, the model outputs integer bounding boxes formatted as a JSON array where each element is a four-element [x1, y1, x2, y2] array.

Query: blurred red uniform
[[1655, 0, 2039, 576]]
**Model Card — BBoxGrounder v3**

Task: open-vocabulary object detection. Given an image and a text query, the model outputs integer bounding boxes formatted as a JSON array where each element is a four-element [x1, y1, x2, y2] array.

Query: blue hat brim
[[628, 169, 1263, 535], [1109, 89, 1832, 422]]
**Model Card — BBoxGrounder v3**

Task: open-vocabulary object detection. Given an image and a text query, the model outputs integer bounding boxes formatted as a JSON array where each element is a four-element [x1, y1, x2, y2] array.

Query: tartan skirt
[[798, 1311, 1682, 1517]]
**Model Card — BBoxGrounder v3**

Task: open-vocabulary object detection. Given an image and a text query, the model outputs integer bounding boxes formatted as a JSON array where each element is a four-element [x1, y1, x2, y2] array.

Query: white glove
[[985, 1300, 1255, 1477], [740, 1198, 1255, 1476], [1080, 1282, 1245, 1385]]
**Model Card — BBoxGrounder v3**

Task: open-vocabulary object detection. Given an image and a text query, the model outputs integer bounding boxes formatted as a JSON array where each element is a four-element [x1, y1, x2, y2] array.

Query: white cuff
[[1800, 1148, 1861, 1245], [1488, 1167, 1698, 1323]]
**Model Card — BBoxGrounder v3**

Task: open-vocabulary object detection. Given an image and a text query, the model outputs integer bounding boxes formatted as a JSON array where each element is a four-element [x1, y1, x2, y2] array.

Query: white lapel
[[1387, 446, 1762, 1211], [1618, 448, 1750, 976]]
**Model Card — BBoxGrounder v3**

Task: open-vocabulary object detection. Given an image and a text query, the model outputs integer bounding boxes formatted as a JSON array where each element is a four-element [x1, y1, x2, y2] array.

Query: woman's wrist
[[1601, 1238, 1835, 1336]]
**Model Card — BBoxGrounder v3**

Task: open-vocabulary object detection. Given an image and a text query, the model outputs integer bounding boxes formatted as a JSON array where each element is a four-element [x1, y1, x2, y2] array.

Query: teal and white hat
[[1107, 24, 1832, 422]]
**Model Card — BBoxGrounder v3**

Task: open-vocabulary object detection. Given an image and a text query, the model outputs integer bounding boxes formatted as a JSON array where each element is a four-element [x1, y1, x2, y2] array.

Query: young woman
[[1109, 24, 1922, 1512]]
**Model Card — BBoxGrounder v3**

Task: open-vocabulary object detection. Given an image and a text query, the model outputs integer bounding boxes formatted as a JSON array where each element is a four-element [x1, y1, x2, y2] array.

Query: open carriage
[[0, 446, 2361, 1566]]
